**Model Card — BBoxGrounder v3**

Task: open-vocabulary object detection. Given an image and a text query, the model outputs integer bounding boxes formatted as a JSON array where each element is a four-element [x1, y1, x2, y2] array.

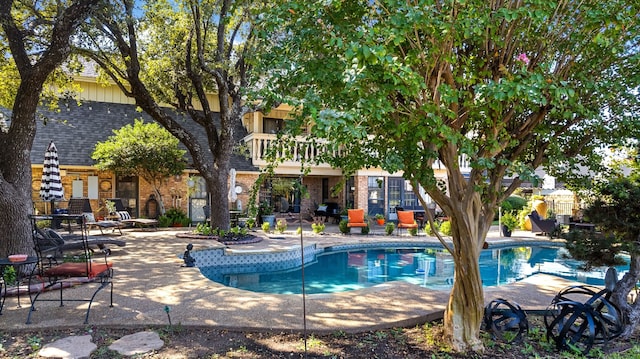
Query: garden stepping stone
[[108, 330, 164, 356], [38, 335, 96, 359]]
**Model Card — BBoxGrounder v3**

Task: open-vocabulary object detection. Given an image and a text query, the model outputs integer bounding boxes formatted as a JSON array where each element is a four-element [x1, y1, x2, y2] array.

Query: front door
[[115, 175, 139, 217]]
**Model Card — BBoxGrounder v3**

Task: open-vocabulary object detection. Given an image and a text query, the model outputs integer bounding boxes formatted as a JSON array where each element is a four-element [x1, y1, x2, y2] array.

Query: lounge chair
[[528, 210, 558, 237], [397, 210, 418, 235], [346, 209, 368, 233], [35, 220, 126, 256], [27, 214, 115, 324]]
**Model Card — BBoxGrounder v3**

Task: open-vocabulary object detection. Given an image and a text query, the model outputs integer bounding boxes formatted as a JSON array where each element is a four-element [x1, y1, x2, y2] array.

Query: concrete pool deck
[[0, 224, 578, 333]]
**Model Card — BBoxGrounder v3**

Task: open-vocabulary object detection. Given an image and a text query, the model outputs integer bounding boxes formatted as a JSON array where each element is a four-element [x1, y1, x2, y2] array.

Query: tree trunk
[[0, 82, 44, 265], [610, 254, 640, 338], [444, 216, 485, 352], [206, 165, 230, 230]]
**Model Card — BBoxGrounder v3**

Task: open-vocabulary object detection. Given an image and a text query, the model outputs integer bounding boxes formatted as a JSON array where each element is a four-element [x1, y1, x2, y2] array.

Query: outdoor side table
[[0, 256, 38, 314]]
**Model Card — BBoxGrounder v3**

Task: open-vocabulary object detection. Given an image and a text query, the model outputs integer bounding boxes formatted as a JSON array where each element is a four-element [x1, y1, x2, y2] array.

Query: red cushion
[[44, 261, 112, 278]]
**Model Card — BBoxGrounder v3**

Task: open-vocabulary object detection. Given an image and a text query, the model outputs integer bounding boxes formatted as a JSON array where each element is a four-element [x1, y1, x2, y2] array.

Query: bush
[[312, 222, 325, 233], [439, 220, 452, 235], [385, 222, 395, 235], [339, 219, 349, 234], [159, 207, 191, 227], [261, 222, 270, 232], [499, 196, 527, 220], [276, 219, 287, 233], [408, 227, 417, 236], [425, 221, 440, 235], [361, 225, 370, 235]]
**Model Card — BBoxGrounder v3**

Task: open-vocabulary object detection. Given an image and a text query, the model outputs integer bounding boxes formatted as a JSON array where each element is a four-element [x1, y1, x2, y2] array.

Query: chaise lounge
[[528, 210, 558, 237]]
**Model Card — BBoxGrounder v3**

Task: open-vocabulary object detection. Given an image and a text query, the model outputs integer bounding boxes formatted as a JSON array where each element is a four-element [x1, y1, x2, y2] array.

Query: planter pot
[[376, 219, 385, 226], [532, 199, 548, 219], [261, 215, 276, 228], [502, 225, 512, 237]]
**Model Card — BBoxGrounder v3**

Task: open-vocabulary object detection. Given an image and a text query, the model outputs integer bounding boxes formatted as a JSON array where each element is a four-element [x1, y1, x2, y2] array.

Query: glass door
[[115, 175, 139, 217]]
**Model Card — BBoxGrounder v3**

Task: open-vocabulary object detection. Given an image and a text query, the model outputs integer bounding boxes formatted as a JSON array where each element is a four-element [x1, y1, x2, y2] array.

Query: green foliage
[[193, 222, 214, 236], [424, 221, 440, 236], [408, 227, 417, 236], [276, 219, 287, 233], [375, 213, 384, 220], [246, 218, 255, 229], [159, 207, 190, 227], [501, 212, 519, 231], [565, 176, 640, 269], [339, 219, 349, 234], [296, 226, 302, 235], [439, 220, 452, 236], [565, 231, 627, 271], [2, 266, 16, 286], [261, 222, 270, 232], [312, 222, 325, 234], [385, 222, 395, 235], [92, 119, 187, 185], [259, 201, 273, 216], [500, 196, 527, 217]]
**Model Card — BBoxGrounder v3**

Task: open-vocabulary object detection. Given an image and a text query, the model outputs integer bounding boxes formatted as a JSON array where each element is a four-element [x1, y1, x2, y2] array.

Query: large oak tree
[[257, 0, 640, 351], [0, 0, 102, 257], [77, 0, 268, 229]]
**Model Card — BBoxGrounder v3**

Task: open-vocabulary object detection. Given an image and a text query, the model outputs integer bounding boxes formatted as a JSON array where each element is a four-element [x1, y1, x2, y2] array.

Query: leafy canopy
[[92, 119, 187, 185]]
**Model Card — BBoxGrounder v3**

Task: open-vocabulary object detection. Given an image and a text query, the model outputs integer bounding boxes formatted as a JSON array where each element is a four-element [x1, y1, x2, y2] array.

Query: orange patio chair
[[347, 209, 368, 233], [397, 210, 418, 235]]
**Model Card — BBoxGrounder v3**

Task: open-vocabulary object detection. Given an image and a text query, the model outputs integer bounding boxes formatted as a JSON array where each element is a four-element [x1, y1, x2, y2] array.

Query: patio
[[0, 225, 577, 332]]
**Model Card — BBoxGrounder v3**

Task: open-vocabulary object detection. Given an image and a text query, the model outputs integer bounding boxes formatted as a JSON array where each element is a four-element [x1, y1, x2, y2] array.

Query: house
[[23, 67, 573, 225]]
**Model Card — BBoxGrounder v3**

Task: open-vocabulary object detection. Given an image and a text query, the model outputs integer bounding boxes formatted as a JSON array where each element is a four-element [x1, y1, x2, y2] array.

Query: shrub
[[276, 219, 287, 233], [385, 222, 395, 235], [312, 222, 325, 233], [502, 211, 518, 231], [194, 222, 213, 236], [339, 219, 349, 234], [296, 226, 302, 235], [425, 221, 440, 235], [361, 225, 369, 235], [439, 220, 452, 235], [159, 207, 191, 227], [261, 222, 270, 232], [408, 227, 417, 236]]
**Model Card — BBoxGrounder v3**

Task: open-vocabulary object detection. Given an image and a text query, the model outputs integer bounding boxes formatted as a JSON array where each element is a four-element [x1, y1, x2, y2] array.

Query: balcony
[[242, 133, 472, 174], [243, 133, 341, 174]]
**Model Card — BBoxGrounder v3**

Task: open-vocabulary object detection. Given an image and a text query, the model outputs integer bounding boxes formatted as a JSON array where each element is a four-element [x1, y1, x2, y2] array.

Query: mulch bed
[[175, 232, 262, 245]]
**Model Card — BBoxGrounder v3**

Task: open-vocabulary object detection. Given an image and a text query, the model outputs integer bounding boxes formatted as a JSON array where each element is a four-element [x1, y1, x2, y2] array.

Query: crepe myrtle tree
[[92, 119, 187, 215], [0, 0, 102, 258], [75, 0, 270, 230], [256, 0, 640, 352]]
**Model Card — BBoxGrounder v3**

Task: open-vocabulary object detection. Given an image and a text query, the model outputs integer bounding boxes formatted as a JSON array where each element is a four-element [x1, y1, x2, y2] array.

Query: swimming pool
[[199, 245, 627, 294]]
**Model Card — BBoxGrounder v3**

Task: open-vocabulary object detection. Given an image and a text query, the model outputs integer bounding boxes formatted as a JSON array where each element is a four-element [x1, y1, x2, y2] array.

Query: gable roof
[[31, 100, 256, 172]]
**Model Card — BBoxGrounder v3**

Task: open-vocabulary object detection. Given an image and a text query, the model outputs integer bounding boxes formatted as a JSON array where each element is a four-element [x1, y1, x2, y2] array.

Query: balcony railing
[[243, 133, 339, 168], [242, 133, 472, 173]]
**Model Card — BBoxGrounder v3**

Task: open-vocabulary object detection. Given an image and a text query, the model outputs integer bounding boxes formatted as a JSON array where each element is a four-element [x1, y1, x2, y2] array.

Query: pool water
[[200, 246, 628, 295]]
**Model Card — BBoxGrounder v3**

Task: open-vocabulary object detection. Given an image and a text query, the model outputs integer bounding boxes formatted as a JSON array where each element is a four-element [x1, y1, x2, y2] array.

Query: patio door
[[115, 175, 139, 217], [367, 176, 385, 217]]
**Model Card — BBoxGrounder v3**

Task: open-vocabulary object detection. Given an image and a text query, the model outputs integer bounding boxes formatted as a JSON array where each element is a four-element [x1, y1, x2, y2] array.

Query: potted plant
[[502, 211, 518, 237], [259, 200, 276, 228], [375, 213, 385, 225]]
